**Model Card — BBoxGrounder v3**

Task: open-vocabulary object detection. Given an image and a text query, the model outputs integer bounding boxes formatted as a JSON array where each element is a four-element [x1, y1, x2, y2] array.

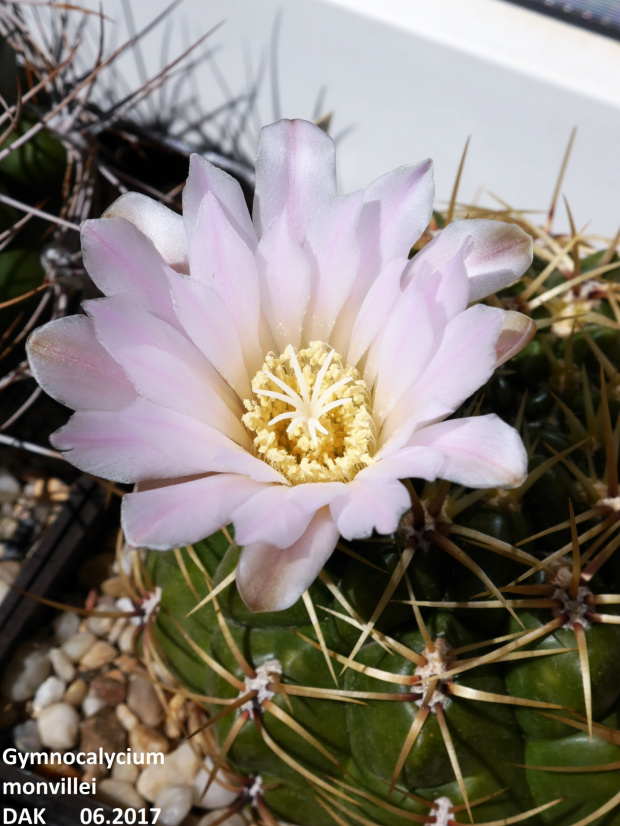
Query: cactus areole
[[27, 118, 535, 612]]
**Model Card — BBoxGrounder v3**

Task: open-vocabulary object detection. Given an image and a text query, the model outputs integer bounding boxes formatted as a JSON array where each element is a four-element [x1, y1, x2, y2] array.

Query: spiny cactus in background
[[141, 212, 620, 826], [0, 1, 254, 440]]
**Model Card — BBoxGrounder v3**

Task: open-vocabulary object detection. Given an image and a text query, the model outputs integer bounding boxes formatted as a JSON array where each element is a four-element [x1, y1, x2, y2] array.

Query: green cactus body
[[141, 236, 620, 826]]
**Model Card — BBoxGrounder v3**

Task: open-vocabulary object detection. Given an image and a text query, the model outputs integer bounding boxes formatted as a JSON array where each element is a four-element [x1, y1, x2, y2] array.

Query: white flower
[[27, 119, 534, 612]]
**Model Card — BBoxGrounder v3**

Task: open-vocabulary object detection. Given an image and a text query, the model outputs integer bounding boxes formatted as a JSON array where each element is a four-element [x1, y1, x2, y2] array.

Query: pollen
[[242, 341, 375, 484]]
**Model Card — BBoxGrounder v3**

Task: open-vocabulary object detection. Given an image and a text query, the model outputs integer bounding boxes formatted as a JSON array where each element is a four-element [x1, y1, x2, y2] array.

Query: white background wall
[[72, 0, 620, 236]]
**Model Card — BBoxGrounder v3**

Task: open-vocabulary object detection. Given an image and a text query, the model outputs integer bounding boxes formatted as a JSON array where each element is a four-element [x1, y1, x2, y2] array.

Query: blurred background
[[38, 0, 620, 234]]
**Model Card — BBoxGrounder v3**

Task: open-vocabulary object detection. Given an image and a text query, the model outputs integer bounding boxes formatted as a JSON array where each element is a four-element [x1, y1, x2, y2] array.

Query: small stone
[[111, 760, 139, 783], [0, 470, 20, 504], [80, 707, 127, 758], [86, 598, 116, 637], [154, 786, 193, 826], [32, 676, 66, 713], [0, 516, 19, 541], [1, 642, 51, 702], [61, 631, 96, 662], [114, 654, 138, 675], [108, 617, 128, 646], [82, 692, 107, 718], [64, 678, 89, 707], [49, 648, 76, 682], [91, 675, 126, 707], [0, 559, 21, 584], [116, 703, 139, 732], [47, 478, 70, 503], [165, 742, 201, 786], [98, 779, 145, 810], [79, 640, 117, 670], [117, 623, 136, 654], [127, 674, 163, 727], [12, 720, 41, 754], [197, 813, 245, 826], [37, 702, 80, 749], [136, 762, 167, 803], [53, 612, 81, 644], [101, 576, 128, 598], [0, 579, 11, 604], [193, 758, 239, 810], [129, 724, 170, 762]]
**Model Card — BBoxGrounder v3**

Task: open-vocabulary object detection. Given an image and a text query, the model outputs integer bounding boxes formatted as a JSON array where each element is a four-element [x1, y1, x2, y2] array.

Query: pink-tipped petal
[[188, 190, 262, 376], [232, 482, 345, 549], [253, 119, 337, 243], [409, 219, 533, 302], [408, 414, 528, 489], [329, 474, 411, 541], [236, 508, 340, 613], [183, 154, 256, 250], [85, 295, 248, 444], [26, 315, 136, 411], [103, 192, 187, 271], [303, 191, 364, 343], [122, 474, 267, 550], [381, 303, 505, 446], [256, 213, 311, 352], [358, 161, 434, 269], [496, 311, 537, 367], [81, 218, 179, 327]]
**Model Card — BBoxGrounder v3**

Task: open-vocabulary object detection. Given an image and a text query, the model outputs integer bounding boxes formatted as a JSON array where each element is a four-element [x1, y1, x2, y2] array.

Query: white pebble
[[37, 702, 80, 749], [82, 691, 107, 717], [193, 758, 238, 810], [0, 642, 51, 702], [117, 623, 136, 655], [32, 676, 66, 713], [98, 780, 146, 810], [86, 600, 115, 637], [61, 631, 96, 662], [79, 640, 117, 670], [136, 763, 167, 803], [154, 786, 193, 826], [53, 612, 81, 644], [49, 648, 76, 682], [111, 760, 139, 783], [116, 703, 139, 731], [0, 470, 20, 504]]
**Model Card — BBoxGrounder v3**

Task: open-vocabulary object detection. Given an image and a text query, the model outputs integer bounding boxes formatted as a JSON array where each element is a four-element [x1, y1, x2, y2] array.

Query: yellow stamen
[[242, 341, 375, 484]]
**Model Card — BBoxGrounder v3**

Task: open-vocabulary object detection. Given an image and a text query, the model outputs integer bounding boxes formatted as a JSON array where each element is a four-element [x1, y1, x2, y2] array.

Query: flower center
[[242, 341, 375, 484]]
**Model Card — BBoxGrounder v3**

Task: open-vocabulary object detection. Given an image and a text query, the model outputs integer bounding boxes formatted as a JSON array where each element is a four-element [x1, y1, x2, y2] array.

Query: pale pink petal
[[253, 119, 337, 243], [367, 286, 436, 424], [408, 414, 528, 488], [341, 259, 405, 367], [122, 474, 267, 550], [256, 214, 312, 352], [401, 240, 471, 329], [168, 273, 251, 398], [103, 192, 187, 271], [85, 295, 248, 444], [183, 153, 256, 250], [26, 315, 136, 411], [496, 311, 536, 367], [362, 445, 444, 482], [358, 160, 434, 270], [332, 161, 434, 356], [49, 398, 276, 483], [405, 219, 533, 302], [303, 191, 364, 343], [232, 482, 345, 548], [236, 508, 340, 612], [329, 475, 411, 541], [188, 190, 262, 376], [381, 304, 505, 447], [81, 218, 179, 328]]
